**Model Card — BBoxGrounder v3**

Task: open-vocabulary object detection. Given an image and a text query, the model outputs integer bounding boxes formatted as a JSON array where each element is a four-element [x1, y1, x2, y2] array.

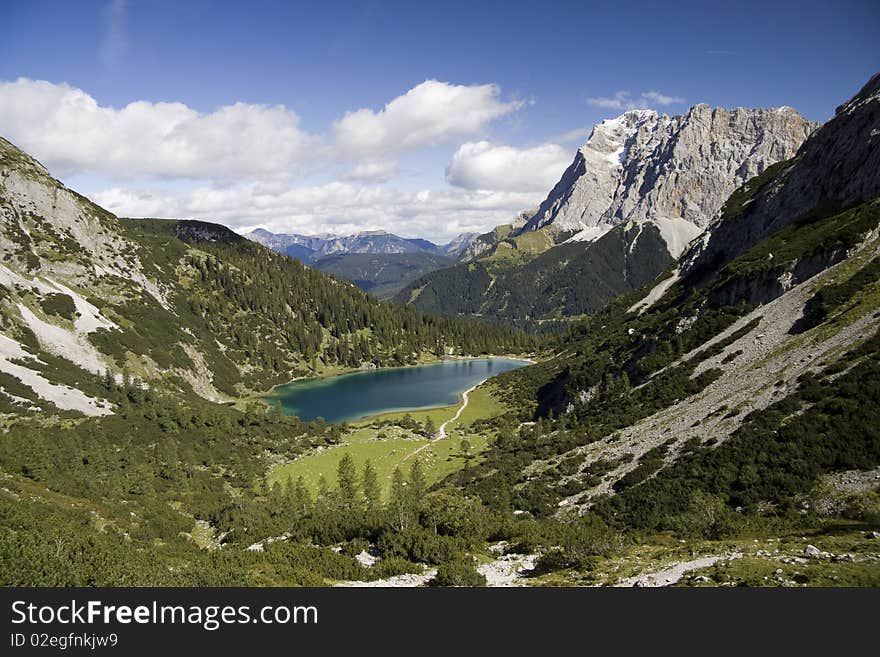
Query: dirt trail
[[401, 380, 484, 464], [615, 553, 743, 587], [437, 380, 482, 438]]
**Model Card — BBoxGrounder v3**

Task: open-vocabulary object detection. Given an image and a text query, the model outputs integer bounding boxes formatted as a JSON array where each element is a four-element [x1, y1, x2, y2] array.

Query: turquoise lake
[[267, 357, 529, 423]]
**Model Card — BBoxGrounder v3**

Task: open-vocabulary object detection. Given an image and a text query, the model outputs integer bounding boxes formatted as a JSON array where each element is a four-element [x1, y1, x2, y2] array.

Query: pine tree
[[283, 476, 295, 518], [362, 460, 380, 510], [292, 476, 311, 517], [409, 460, 426, 507], [336, 453, 359, 509], [315, 474, 332, 513], [388, 467, 410, 532]]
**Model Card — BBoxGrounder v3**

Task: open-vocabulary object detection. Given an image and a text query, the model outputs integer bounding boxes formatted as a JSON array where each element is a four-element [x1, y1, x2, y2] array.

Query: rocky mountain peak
[[517, 102, 817, 257]]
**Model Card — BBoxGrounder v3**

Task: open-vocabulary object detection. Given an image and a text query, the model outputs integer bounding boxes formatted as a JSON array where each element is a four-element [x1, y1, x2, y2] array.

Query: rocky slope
[[0, 137, 167, 415], [519, 104, 816, 257], [457, 210, 534, 263], [682, 72, 880, 279], [395, 104, 816, 325]]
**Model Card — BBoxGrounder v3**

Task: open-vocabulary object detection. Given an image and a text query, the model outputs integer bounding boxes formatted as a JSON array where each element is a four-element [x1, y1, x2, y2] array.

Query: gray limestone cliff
[[518, 104, 817, 257]]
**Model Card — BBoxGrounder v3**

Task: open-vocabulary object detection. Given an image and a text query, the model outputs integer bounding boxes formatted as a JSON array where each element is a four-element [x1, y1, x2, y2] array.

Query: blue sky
[[1, 0, 878, 241]]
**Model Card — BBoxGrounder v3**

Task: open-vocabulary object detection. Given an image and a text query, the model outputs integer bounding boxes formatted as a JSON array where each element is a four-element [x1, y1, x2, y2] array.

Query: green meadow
[[269, 384, 504, 500]]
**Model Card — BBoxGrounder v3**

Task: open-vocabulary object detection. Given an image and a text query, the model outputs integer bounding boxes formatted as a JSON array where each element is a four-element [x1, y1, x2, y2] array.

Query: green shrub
[[430, 558, 486, 587], [39, 293, 77, 320]]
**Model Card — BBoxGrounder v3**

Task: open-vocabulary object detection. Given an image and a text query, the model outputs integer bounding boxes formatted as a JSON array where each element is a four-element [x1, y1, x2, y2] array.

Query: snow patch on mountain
[[0, 333, 111, 415], [15, 303, 109, 376], [42, 277, 117, 334], [652, 217, 704, 258], [565, 225, 610, 244]]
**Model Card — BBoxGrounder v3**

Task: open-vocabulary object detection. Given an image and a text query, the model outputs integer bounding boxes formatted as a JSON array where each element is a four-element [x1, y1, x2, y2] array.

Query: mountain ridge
[[517, 103, 817, 248]]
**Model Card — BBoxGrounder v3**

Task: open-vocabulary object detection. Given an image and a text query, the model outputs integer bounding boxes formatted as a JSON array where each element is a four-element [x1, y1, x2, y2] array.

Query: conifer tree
[[293, 476, 311, 517], [409, 460, 426, 506], [362, 460, 380, 510], [388, 467, 410, 532], [337, 453, 359, 509]]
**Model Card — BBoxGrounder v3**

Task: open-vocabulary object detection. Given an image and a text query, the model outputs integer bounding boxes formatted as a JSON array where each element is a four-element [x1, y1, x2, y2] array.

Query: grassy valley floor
[[269, 383, 506, 498]]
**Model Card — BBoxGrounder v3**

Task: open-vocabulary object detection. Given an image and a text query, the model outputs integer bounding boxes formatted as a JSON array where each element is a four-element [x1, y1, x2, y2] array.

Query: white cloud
[[587, 90, 685, 110], [3, 77, 537, 241], [342, 159, 398, 183], [333, 79, 522, 159], [445, 141, 571, 192], [0, 78, 320, 179], [94, 182, 540, 243], [586, 91, 633, 110], [545, 127, 590, 145], [0, 77, 524, 185], [94, 187, 179, 217], [641, 90, 686, 106]]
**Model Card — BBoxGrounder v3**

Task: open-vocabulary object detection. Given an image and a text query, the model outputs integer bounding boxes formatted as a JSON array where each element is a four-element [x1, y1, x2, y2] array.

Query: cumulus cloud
[[545, 127, 590, 145], [333, 79, 522, 158], [587, 90, 685, 110], [640, 91, 686, 106], [341, 159, 398, 183], [586, 91, 633, 110], [0, 77, 523, 184], [2, 76, 536, 241], [94, 182, 540, 243], [0, 78, 321, 179], [445, 141, 571, 192]]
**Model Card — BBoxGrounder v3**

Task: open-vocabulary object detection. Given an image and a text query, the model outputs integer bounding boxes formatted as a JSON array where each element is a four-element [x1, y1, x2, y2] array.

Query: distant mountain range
[[246, 228, 477, 299], [247, 228, 477, 263], [310, 252, 455, 300]]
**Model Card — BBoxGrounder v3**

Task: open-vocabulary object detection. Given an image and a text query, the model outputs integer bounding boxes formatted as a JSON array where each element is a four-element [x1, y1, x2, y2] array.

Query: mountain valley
[[1, 72, 879, 588]]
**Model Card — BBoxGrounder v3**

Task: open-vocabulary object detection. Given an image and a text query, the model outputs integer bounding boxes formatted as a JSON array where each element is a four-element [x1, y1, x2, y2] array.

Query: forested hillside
[[116, 218, 532, 395], [395, 221, 674, 328], [311, 251, 454, 299]]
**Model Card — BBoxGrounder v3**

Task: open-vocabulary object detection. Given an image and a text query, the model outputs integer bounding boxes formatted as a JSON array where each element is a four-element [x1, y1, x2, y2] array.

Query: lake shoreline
[[256, 352, 537, 402], [264, 356, 531, 423]]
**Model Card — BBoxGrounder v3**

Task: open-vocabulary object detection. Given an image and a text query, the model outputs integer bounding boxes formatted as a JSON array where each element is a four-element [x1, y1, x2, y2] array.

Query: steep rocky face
[[518, 104, 816, 256], [442, 231, 479, 258], [682, 72, 880, 278], [521, 111, 655, 236]]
